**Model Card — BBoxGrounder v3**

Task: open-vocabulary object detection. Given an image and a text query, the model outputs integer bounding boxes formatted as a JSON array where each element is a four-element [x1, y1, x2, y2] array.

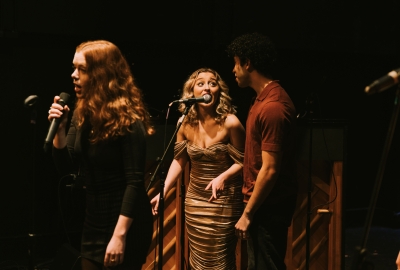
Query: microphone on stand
[[365, 68, 400, 95], [24, 95, 39, 108], [24, 95, 39, 124], [172, 94, 212, 105]]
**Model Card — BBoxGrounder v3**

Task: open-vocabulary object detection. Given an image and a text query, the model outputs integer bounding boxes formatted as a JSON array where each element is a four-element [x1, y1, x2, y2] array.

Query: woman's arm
[[104, 215, 133, 267], [150, 123, 189, 215], [206, 114, 245, 201], [104, 120, 146, 267], [49, 95, 78, 176]]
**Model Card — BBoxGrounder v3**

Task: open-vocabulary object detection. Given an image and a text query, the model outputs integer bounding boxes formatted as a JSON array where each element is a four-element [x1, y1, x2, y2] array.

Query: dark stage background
[[1, 0, 400, 268]]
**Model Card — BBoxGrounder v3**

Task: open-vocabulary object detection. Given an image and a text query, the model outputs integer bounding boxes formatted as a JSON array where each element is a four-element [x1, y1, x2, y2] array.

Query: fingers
[[49, 103, 68, 112], [205, 182, 211, 190], [214, 188, 222, 199], [48, 107, 62, 121], [48, 96, 70, 122], [104, 254, 122, 267], [151, 202, 159, 215], [52, 96, 63, 110], [235, 216, 251, 240], [212, 188, 217, 199], [207, 189, 222, 202], [48, 106, 68, 122], [51, 96, 71, 111], [150, 196, 160, 215], [205, 182, 215, 202], [235, 229, 249, 239]]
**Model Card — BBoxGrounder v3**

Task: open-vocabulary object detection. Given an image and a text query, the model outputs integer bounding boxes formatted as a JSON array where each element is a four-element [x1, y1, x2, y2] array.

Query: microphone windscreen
[[203, 94, 212, 103], [59, 92, 71, 105]]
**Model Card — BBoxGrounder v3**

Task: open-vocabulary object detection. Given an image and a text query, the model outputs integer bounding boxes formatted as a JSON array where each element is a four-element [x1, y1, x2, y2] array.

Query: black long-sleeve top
[[53, 117, 148, 225]]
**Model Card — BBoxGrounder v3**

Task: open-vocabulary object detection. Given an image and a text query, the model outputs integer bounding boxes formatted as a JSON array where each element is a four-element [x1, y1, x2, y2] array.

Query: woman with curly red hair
[[48, 40, 153, 270]]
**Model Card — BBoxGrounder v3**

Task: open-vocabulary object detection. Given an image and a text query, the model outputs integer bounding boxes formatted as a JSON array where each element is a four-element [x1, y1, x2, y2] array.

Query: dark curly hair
[[227, 32, 277, 78]]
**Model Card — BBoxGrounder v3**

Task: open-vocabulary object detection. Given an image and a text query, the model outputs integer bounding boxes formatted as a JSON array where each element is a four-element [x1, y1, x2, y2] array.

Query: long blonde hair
[[179, 68, 236, 126], [73, 40, 153, 143]]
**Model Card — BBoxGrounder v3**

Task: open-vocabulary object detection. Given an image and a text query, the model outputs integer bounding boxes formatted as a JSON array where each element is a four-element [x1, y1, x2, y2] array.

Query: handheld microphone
[[365, 68, 400, 95], [173, 94, 212, 104], [43, 92, 71, 152]]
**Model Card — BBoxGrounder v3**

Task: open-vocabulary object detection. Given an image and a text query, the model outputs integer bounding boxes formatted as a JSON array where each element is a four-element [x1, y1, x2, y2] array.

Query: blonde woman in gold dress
[[151, 68, 245, 269]]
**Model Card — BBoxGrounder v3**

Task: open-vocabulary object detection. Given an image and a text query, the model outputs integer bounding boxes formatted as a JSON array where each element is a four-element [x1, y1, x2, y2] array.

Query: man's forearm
[[243, 168, 278, 218], [243, 150, 282, 218]]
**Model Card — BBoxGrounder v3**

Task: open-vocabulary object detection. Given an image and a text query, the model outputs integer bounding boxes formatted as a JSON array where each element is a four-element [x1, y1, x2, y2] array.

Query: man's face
[[232, 56, 250, 88]]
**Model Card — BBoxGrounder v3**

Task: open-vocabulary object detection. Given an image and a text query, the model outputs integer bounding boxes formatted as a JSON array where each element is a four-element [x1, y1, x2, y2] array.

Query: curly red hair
[[74, 40, 153, 143]]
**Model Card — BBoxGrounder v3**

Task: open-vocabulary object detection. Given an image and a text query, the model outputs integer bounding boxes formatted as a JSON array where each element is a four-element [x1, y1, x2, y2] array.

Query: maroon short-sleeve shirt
[[243, 81, 297, 204]]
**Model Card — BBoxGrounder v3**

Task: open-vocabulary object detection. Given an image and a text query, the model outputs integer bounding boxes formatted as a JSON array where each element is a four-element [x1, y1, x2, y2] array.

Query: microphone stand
[[306, 110, 313, 270], [297, 93, 314, 270], [146, 104, 192, 270], [351, 86, 400, 269], [24, 95, 39, 270]]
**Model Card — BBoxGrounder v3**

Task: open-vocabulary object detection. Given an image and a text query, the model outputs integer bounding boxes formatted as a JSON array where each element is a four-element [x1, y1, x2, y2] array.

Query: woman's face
[[193, 72, 220, 107], [71, 51, 89, 99]]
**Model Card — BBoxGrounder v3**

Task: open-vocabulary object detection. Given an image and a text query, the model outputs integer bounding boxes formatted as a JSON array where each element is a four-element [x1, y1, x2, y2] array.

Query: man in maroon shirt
[[228, 32, 298, 270]]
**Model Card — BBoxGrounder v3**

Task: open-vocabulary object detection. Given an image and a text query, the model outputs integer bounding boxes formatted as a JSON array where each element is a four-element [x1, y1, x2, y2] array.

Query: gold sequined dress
[[174, 140, 244, 270]]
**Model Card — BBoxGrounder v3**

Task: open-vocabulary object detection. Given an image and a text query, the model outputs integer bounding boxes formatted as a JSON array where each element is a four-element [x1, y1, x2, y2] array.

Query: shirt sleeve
[[120, 120, 147, 218], [52, 116, 78, 176], [173, 140, 188, 160], [227, 143, 244, 167], [258, 101, 289, 152]]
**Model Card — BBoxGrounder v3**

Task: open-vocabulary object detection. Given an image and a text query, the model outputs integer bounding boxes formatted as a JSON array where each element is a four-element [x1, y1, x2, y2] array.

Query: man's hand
[[235, 212, 252, 239]]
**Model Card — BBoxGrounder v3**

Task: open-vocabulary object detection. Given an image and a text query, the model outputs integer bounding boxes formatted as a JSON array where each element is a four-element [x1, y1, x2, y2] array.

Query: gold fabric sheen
[[174, 140, 244, 270]]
